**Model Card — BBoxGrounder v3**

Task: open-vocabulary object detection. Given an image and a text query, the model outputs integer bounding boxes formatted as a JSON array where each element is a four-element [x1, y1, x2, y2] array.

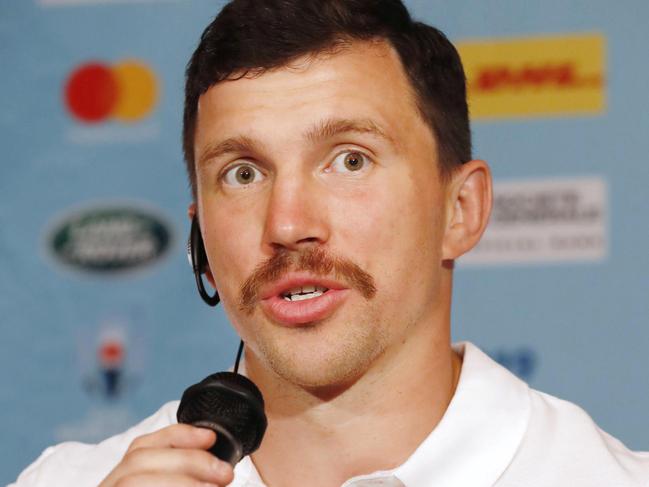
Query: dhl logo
[[474, 63, 602, 92], [457, 34, 606, 119]]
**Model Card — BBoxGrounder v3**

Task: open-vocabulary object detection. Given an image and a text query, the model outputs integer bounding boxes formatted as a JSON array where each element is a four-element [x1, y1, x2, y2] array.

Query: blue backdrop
[[2, 0, 648, 483]]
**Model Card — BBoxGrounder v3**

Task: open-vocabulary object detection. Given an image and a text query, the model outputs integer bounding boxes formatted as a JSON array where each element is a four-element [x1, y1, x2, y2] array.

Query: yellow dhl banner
[[456, 33, 606, 119]]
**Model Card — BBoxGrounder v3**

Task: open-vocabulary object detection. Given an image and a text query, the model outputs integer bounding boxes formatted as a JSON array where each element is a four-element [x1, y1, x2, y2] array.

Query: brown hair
[[183, 0, 471, 198]]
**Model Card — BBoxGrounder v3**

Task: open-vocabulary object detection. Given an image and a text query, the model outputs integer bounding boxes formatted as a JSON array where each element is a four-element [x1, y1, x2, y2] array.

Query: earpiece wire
[[234, 340, 245, 374]]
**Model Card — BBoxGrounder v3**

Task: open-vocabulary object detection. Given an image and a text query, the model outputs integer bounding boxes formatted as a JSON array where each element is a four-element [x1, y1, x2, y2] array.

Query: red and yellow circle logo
[[64, 60, 159, 123]]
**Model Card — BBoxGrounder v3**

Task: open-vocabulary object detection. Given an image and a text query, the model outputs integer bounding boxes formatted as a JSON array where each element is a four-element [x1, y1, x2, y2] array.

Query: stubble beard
[[237, 246, 384, 393], [250, 302, 389, 394]]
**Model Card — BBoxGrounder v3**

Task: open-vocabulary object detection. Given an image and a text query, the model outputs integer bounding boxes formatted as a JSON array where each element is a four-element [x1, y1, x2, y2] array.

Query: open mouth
[[259, 276, 348, 326], [281, 285, 329, 302]]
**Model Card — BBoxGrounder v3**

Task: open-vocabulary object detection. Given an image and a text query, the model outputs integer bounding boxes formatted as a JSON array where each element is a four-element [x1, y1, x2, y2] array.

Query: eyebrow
[[197, 117, 395, 168], [197, 135, 262, 168], [304, 117, 396, 147]]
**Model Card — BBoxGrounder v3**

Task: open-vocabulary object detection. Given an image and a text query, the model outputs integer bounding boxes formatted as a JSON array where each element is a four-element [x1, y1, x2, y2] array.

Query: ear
[[188, 202, 197, 221], [187, 202, 217, 288], [442, 160, 492, 261]]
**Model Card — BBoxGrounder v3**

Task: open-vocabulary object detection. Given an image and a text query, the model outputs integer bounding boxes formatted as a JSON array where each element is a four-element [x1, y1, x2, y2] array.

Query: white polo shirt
[[12, 342, 649, 486]]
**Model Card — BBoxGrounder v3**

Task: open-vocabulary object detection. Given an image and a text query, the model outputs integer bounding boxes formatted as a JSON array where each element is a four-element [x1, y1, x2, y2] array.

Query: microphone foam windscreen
[[177, 371, 267, 456]]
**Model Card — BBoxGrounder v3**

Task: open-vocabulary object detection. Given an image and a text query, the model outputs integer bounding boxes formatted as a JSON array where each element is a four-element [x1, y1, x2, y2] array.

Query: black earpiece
[[188, 217, 220, 306], [185, 228, 266, 463]]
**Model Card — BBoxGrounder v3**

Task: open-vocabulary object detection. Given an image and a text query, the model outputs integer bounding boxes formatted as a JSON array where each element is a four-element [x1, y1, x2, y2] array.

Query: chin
[[251, 310, 389, 393]]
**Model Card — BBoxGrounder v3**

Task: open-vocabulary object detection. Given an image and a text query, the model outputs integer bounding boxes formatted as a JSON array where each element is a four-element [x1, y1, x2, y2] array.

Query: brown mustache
[[239, 247, 376, 314]]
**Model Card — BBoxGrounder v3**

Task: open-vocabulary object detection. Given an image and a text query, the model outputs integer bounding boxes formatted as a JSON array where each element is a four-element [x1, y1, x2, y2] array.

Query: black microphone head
[[177, 371, 267, 464]]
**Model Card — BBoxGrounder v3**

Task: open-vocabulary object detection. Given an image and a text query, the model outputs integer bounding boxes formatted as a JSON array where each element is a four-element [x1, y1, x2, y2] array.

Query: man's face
[[193, 41, 453, 389]]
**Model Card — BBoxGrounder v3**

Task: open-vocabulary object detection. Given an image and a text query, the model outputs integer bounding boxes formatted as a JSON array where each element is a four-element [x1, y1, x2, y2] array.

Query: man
[[13, 0, 649, 486]]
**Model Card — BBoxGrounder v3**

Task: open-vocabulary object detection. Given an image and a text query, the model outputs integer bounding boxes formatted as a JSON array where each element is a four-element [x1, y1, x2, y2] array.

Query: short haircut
[[183, 0, 471, 198]]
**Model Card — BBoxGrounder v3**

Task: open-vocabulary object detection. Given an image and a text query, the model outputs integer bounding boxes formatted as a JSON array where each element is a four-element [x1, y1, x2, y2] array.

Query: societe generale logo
[[456, 33, 606, 119], [64, 60, 159, 124]]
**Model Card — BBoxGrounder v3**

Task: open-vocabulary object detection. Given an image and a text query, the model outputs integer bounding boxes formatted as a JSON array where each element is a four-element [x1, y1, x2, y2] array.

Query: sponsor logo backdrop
[[2, 0, 648, 482]]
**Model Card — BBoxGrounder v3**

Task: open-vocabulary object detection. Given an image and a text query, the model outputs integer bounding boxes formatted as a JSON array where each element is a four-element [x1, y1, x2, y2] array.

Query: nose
[[261, 170, 330, 253]]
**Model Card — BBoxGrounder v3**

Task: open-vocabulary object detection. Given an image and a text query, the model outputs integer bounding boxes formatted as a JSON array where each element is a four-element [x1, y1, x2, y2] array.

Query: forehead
[[194, 40, 432, 154]]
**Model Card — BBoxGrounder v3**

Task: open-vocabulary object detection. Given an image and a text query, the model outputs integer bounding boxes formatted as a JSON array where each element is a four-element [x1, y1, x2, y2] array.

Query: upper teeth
[[283, 285, 328, 301]]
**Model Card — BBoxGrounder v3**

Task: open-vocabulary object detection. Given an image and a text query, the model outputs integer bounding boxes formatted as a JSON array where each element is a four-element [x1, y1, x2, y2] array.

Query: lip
[[259, 272, 349, 326]]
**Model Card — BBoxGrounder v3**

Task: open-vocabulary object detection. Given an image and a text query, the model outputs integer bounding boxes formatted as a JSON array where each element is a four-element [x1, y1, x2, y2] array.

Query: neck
[[246, 309, 461, 487]]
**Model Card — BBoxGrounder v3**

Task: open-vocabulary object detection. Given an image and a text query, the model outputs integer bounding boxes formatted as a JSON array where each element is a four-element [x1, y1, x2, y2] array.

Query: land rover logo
[[49, 206, 172, 273]]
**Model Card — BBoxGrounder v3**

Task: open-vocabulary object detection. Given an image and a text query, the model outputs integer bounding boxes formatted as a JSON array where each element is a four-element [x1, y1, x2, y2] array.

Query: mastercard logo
[[64, 60, 159, 123]]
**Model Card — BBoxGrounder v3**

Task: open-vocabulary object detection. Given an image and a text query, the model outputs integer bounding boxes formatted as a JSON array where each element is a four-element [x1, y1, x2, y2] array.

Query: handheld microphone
[[176, 344, 267, 466]]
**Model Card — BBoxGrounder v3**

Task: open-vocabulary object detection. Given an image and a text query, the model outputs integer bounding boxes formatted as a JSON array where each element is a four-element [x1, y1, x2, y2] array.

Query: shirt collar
[[393, 342, 531, 487], [233, 456, 266, 487], [231, 342, 531, 487]]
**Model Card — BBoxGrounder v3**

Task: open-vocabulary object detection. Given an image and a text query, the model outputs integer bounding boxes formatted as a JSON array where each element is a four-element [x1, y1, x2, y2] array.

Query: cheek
[[199, 202, 262, 301], [328, 184, 393, 262], [332, 172, 445, 302]]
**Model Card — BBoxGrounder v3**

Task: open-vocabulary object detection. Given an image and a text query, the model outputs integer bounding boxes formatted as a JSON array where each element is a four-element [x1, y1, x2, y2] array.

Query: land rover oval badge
[[49, 205, 172, 274]]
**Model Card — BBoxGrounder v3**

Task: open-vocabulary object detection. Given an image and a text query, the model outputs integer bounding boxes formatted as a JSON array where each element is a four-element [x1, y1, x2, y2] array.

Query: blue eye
[[223, 163, 265, 186], [330, 151, 369, 173]]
